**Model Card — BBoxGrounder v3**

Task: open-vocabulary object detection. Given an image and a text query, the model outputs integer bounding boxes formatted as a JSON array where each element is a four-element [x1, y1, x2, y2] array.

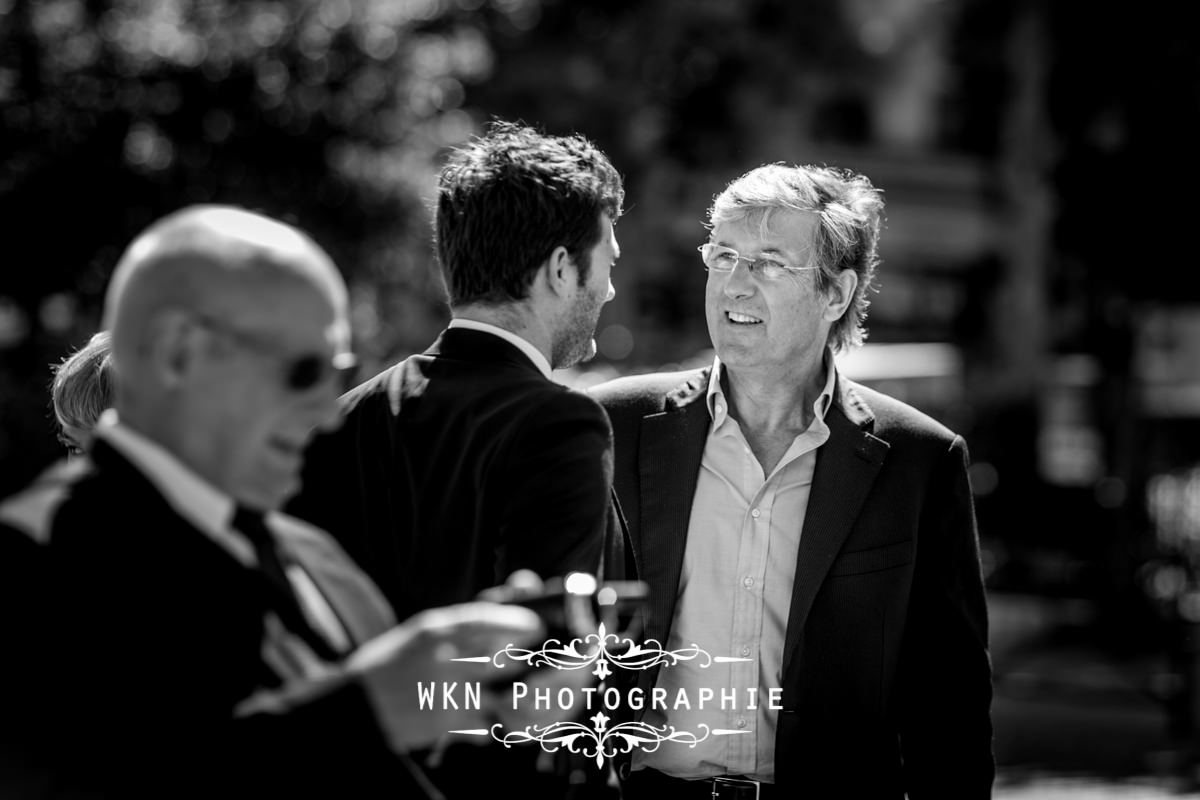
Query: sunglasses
[[193, 314, 358, 393]]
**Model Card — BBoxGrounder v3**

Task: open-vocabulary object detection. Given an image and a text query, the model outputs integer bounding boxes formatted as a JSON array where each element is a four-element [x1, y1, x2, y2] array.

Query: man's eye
[[752, 259, 787, 276]]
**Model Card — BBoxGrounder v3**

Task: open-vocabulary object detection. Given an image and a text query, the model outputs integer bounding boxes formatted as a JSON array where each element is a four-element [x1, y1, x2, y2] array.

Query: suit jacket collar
[[637, 367, 889, 674], [781, 373, 888, 673], [637, 372, 710, 652], [430, 327, 550, 379], [90, 436, 362, 659], [93, 414, 253, 566]]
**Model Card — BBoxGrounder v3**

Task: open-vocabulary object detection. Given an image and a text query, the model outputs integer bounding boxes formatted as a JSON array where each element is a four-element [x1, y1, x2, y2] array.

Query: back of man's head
[[435, 121, 624, 307], [101, 205, 352, 510]]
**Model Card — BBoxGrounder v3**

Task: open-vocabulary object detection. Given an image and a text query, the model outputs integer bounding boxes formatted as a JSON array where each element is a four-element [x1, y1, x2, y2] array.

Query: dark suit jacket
[[0, 442, 422, 799], [289, 327, 623, 799], [290, 326, 618, 622], [591, 369, 994, 798]]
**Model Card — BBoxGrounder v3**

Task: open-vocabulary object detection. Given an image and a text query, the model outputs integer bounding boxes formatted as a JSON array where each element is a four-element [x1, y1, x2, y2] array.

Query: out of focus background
[[3, 0, 1199, 795]]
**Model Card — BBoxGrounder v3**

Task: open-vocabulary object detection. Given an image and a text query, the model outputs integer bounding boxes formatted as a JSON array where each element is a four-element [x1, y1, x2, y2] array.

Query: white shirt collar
[[93, 409, 255, 566], [448, 318, 553, 379], [705, 351, 837, 428]]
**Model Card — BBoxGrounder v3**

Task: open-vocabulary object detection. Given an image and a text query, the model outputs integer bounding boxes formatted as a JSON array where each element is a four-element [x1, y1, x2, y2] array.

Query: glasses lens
[[286, 356, 325, 392], [285, 352, 358, 393], [700, 244, 737, 271]]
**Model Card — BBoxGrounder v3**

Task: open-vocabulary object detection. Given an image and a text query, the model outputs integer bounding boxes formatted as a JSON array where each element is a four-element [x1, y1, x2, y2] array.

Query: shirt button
[[736, 718, 747, 729], [741, 645, 751, 657], [743, 577, 754, 588], [715, 403, 724, 414], [751, 508, 761, 518]]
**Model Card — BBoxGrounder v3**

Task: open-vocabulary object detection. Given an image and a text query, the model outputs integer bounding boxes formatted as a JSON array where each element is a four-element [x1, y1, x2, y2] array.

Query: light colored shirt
[[448, 318, 552, 378], [635, 354, 836, 782], [94, 411, 350, 682]]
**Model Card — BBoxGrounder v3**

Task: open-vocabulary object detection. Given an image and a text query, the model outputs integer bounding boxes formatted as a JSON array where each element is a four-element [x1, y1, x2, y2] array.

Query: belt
[[623, 767, 776, 800]]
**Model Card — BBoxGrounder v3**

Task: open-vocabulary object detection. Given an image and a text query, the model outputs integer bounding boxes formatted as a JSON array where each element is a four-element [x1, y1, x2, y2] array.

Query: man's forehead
[[225, 282, 345, 337], [714, 208, 817, 247]]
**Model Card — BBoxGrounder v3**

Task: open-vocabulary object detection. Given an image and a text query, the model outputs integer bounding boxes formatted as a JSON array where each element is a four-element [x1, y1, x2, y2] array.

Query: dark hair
[[51, 330, 114, 432], [435, 121, 624, 306]]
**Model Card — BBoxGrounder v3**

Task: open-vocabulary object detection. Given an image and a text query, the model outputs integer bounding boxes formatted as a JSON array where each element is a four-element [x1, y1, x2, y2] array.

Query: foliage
[[0, 0, 537, 492]]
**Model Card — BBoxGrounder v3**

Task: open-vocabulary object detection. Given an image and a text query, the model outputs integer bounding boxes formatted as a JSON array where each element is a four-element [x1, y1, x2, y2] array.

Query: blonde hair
[[51, 330, 114, 432]]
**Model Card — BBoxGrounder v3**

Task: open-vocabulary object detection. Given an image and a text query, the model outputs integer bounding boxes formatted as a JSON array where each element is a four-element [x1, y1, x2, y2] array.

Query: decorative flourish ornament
[[482, 622, 727, 679], [490, 720, 724, 768]]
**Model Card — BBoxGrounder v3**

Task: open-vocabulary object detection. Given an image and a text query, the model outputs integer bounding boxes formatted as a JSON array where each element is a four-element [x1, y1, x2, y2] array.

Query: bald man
[[0, 206, 562, 799]]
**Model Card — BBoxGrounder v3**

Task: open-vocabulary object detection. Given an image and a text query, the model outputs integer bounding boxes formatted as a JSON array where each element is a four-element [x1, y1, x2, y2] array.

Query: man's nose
[[722, 260, 755, 298]]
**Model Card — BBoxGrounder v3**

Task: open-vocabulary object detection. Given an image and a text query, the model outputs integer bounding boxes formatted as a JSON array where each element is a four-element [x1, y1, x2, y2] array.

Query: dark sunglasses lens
[[285, 355, 358, 393], [287, 356, 325, 391]]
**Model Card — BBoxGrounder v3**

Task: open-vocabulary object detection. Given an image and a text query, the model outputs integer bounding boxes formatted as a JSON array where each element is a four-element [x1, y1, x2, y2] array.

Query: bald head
[[101, 205, 354, 510], [105, 206, 346, 359]]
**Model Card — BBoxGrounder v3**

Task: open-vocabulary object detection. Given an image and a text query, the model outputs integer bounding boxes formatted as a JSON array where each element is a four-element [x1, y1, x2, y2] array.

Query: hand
[[348, 601, 543, 752], [482, 570, 602, 733]]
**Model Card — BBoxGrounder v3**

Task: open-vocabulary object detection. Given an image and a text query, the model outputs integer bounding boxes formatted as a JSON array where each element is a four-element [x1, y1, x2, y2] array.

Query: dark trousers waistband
[[623, 768, 776, 800]]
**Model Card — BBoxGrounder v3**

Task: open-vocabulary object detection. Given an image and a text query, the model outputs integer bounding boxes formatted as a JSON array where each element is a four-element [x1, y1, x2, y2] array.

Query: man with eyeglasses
[[591, 164, 993, 798], [0, 205, 573, 798]]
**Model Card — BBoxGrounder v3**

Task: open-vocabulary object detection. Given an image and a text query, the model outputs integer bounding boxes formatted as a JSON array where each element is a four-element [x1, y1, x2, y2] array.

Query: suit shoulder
[[590, 369, 705, 413], [338, 357, 417, 414], [0, 459, 93, 544], [847, 380, 961, 446], [519, 381, 611, 429]]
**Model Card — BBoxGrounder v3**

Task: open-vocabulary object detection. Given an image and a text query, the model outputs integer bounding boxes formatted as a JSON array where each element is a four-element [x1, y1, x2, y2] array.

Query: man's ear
[[144, 309, 202, 389], [540, 245, 576, 299], [823, 269, 859, 323]]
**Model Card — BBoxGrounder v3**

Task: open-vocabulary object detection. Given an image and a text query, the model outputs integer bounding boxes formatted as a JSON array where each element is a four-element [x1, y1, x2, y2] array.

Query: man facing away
[[289, 121, 628, 798], [291, 121, 627, 621], [0, 206, 574, 799], [592, 164, 994, 798]]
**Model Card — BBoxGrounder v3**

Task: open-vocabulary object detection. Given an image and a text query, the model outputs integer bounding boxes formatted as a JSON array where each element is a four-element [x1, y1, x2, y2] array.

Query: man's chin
[[236, 477, 297, 513], [553, 338, 598, 371]]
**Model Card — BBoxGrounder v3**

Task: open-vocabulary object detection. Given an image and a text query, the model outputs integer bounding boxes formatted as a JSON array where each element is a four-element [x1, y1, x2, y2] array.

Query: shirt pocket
[[828, 540, 913, 577]]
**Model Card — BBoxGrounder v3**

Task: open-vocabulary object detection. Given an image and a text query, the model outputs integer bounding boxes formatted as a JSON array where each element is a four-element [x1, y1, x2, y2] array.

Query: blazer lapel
[[637, 371, 710, 651], [782, 379, 889, 673]]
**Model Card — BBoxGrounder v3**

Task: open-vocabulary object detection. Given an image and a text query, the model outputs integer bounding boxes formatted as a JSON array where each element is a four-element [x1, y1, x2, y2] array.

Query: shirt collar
[[447, 318, 553, 379], [705, 351, 837, 428], [93, 409, 254, 566]]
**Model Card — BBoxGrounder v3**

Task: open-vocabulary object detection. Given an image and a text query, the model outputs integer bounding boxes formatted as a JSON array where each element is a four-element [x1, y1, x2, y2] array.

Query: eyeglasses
[[698, 243, 819, 281], [194, 314, 358, 393]]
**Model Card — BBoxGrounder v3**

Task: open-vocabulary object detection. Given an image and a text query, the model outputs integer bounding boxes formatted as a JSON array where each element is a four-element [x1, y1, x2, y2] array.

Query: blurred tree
[[0, 0, 539, 494]]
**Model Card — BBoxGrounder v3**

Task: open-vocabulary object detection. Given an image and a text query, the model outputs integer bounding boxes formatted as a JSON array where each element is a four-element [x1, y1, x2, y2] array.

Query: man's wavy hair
[[51, 330, 114, 433], [435, 121, 624, 306], [709, 163, 885, 352]]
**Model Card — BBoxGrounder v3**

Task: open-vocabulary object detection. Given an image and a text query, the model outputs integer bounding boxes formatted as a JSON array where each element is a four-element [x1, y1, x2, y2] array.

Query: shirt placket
[[726, 436, 768, 775]]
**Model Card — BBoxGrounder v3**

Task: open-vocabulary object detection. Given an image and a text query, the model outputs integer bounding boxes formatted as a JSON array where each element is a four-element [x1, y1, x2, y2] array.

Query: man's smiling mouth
[[726, 311, 763, 325]]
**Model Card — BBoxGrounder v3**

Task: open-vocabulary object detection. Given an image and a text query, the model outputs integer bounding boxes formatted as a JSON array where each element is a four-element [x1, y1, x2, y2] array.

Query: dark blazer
[[591, 368, 994, 798], [289, 326, 624, 799], [0, 442, 422, 799], [291, 326, 619, 621]]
